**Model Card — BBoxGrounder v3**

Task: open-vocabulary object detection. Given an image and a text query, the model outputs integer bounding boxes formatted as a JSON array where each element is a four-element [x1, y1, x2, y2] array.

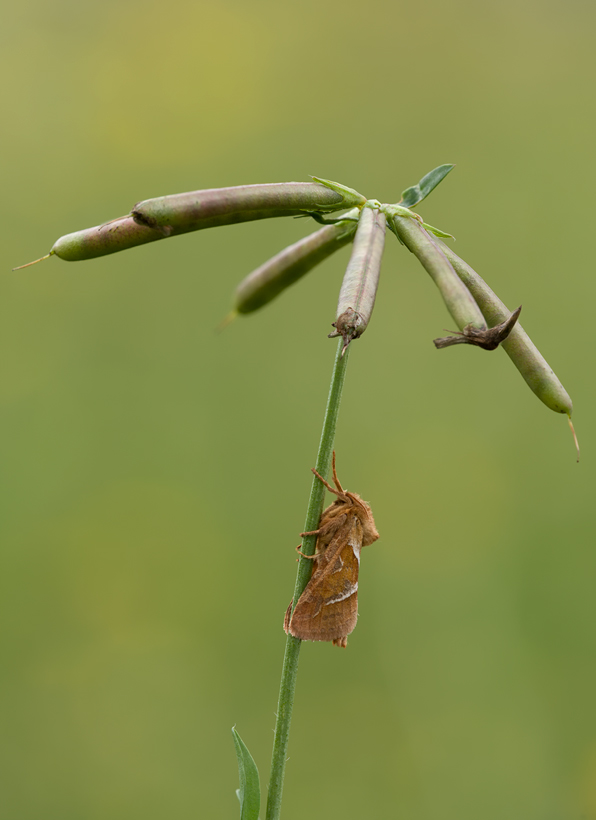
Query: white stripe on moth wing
[[323, 582, 358, 606]]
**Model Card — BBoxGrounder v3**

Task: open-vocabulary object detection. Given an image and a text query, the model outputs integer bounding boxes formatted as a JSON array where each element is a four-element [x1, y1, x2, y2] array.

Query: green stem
[[265, 339, 351, 820]]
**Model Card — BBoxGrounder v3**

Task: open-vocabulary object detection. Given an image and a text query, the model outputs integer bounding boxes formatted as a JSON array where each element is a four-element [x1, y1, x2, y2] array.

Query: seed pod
[[329, 204, 386, 354], [12, 215, 175, 267], [436, 240, 573, 417], [14, 179, 366, 269], [387, 209, 487, 332], [233, 210, 358, 315], [53, 216, 170, 261], [132, 181, 366, 234]]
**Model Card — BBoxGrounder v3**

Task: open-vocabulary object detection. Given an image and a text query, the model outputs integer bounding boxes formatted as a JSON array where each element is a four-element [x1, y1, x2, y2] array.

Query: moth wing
[[287, 515, 363, 644], [283, 514, 348, 639]]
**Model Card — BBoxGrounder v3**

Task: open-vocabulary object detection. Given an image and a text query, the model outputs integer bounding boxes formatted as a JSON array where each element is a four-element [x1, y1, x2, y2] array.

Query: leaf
[[417, 164, 455, 201], [232, 727, 261, 820], [421, 221, 455, 240], [400, 164, 455, 208], [309, 176, 367, 208]]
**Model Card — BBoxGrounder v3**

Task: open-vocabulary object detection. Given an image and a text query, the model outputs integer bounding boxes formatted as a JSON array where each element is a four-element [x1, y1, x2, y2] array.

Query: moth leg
[[295, 545, 318, 560], [301, 527, 322, 537], [300, 513, 347, 539]]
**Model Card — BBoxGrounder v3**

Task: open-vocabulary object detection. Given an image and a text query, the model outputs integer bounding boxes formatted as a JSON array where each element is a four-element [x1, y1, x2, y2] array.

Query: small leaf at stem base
[[232, 727, 261, 820]]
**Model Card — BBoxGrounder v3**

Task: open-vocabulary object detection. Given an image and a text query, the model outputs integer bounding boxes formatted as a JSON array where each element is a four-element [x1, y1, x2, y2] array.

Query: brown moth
[[283, 452, 379, 648]]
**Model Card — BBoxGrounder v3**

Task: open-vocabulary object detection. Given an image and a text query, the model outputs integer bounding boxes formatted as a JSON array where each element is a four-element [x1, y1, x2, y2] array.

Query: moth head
[[347, 492, 380, 546]]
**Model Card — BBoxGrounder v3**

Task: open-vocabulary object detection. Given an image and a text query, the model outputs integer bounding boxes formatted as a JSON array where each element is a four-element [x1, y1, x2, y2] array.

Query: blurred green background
[[2, 1, 595, 818]]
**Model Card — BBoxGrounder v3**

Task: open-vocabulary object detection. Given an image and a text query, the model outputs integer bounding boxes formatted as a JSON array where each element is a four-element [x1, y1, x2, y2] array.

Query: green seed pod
[[329, 203, 386, 354], [50, 216, 169, 261], [12, 216, 169, 267], [233, 210, 359, 316], [437, 240, 573, 417], [132, 181, 366, 233], [387, 209, 487, 332]]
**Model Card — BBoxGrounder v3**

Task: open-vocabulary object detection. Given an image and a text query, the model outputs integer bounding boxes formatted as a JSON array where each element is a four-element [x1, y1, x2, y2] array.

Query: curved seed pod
[[233, 210, 359, 316], [329, 204, 386, 355], [437, 240, 573, 418], [387, 209, 487, 332], [13, 180, 365, 268], [132, 181, 365, 233]]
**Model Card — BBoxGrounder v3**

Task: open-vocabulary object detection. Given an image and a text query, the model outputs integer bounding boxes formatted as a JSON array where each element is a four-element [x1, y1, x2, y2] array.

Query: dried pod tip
[[328, 307, 362, 356], [433, 306, 522, 350], [12, 251, 53, 270], [568, 415, 580, 462], [216, 311, 238, 333]]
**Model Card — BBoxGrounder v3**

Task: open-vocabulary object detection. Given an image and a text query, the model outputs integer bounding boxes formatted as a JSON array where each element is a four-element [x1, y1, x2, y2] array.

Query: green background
[[2, 1, 595, 818]]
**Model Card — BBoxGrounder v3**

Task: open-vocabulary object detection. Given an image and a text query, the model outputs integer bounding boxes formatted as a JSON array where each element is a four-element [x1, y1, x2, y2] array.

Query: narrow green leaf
[[421, 221, 455, 239], [399, 184, 421, 209], [232, 727, 261, 820], [418, 164, 455, 200], [400, 164, 455, 208]]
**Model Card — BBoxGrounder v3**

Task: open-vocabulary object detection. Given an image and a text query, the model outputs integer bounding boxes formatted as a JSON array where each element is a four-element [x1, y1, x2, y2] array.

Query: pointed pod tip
[[567, 415, 580, 462], [216, 311, 238, 333], [12, 251, 53, 270]]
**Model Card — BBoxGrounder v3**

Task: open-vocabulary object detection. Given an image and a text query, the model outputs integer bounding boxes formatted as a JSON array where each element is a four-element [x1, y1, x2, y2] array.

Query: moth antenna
[[331, 451, 345, 494], [311, 467, 340, 496]]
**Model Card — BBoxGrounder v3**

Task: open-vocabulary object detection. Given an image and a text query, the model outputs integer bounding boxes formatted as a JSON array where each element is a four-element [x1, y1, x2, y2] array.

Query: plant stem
[[265, 339, 351, 820]]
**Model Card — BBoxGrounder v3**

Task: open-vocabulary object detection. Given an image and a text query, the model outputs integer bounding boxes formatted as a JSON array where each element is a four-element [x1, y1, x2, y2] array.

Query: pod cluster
[[15, 167, 575, 453]]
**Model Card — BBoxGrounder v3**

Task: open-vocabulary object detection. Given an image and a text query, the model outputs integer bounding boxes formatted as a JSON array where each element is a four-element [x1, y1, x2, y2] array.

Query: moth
[[283, 452, 379, 648]]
